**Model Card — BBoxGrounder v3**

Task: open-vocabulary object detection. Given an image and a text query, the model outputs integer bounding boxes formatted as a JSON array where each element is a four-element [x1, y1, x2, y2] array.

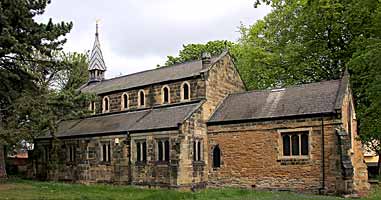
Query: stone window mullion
[[298, 133, 302, 156], [162, 141, 165, 161], [195, 140, 199, 161]]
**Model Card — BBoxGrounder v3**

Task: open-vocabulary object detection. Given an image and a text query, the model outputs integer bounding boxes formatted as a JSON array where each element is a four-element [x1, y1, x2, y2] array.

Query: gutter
[[207, 112, 335, 126]]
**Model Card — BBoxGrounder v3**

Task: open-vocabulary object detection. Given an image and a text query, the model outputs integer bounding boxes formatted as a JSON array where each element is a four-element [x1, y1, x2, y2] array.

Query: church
[[32, 25, 369, 196]]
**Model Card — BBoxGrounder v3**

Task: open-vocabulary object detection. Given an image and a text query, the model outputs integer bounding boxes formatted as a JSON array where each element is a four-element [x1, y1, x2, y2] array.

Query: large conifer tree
[[0, 0, 73, 178]]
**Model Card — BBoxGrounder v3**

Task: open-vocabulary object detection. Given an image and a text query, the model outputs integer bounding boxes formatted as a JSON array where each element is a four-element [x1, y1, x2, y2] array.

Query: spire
[[88, 20, 106, 82]]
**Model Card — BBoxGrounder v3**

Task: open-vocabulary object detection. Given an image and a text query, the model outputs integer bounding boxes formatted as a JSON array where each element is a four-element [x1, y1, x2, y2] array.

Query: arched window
[[138, 90, 145, 107], [89, 101, 96, 113], [162, 86, 170, 104], [181, 82, 190, 101], [212, 145, 221, 168], [121, 93, 128, 110], [103, 96, 110, 113]]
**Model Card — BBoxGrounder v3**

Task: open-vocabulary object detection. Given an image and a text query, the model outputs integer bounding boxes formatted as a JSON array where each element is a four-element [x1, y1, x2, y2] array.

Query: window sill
[[278, 156, 309, 160], [135, 161, 147, 166], [66, 161, 76, 165], [99, 161, 111, 166], [192, 161, 205, 166], [277, 156, 310, 165], [212, 167, 221, 171], [155, 161, 169, 166]]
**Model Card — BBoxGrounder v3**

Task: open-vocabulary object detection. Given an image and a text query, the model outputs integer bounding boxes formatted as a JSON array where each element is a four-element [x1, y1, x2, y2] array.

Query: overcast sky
[[37, 0, 271, 78]]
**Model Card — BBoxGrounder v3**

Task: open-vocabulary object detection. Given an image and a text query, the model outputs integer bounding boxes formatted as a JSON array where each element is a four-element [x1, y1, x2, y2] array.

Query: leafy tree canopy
[[164, 40, 235, 66]]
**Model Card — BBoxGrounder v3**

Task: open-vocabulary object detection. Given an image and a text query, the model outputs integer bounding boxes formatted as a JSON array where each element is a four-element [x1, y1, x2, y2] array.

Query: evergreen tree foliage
[[0, 0, 94, 177]]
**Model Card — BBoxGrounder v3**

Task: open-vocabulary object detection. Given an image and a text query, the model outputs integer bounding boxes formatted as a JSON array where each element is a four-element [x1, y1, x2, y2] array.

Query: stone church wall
[[207, 116, 349, 194], [98, 78, 205, 113], [340, 87, 370, 195], [34, 135, 130, 184], [129, 130, 179, 187], [204, 54, 246, 121]]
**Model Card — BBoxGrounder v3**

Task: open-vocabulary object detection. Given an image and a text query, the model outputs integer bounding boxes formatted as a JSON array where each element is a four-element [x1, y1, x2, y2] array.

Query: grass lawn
[[0, 178, 380, 200]]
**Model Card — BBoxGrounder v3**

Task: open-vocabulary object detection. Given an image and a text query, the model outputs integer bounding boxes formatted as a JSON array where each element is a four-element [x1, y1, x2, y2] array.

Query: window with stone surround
[[67, 145, 76, 162], [157, 139, 169, 162], [212, 145, 221, 168], [86, 145, 96, 160], [100, 142, 111, 162], [136, 141, 147, 162], [121, 93, 129, 110], [181, 82, 190, 101], [280, 129, 310, 158], [102, 96, 110, 113], [161, 86, 170, 104], [193, 139, 202, 161], [138, 90, 145, 107], [43, 146, 50, 162]]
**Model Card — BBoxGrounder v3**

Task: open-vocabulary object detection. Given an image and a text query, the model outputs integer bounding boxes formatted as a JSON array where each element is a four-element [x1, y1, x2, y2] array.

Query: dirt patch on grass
[[0, 183, 32, 191]]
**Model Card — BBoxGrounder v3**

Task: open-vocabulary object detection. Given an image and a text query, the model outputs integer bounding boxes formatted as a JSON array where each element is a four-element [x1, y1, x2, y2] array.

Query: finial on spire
[[95, 19, 101, 36]]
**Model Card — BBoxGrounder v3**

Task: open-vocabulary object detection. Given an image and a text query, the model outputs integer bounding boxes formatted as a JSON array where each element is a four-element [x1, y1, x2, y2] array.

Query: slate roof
[[79, 52, 227, 94], [38, 101, 202, 139], [209, 79, 346, 124]]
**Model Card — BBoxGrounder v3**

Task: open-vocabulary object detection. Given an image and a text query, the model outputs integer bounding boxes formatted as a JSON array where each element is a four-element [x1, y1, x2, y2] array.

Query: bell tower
[[88, 21, 106, 83]]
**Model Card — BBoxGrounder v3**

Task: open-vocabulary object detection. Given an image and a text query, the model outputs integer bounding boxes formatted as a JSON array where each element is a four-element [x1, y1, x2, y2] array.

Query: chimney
[[201, 52, 211, 69]]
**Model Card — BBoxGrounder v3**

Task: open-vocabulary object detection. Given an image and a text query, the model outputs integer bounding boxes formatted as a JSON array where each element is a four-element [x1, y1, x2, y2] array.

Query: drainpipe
[[319, 117, 326, 194], [126, 132, 132, 184]]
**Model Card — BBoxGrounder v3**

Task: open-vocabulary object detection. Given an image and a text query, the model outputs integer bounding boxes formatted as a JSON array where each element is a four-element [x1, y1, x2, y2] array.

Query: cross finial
[[95, 19, 101, 36]]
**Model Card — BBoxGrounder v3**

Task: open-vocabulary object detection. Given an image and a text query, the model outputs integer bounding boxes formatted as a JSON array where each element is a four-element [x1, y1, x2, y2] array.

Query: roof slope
[[80, 53, 226, 94], [39, 102, 202, 139], [209, 79, 344, 123]]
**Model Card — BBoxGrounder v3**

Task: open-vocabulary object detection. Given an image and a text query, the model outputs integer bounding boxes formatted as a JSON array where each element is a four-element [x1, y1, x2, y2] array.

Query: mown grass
[[0, 178, 380, 200]]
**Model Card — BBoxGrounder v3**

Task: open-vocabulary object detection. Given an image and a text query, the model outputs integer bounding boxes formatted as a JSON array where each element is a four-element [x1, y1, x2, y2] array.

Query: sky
[[36, 0, 271, 78]]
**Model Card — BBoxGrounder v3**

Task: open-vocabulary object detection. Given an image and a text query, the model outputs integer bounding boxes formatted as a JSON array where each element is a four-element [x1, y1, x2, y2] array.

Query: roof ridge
[[100, 54, 222, 83]]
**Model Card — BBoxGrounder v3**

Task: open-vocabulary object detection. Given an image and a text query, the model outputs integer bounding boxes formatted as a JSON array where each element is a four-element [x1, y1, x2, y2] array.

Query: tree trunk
[[0, 144, 7, 179]]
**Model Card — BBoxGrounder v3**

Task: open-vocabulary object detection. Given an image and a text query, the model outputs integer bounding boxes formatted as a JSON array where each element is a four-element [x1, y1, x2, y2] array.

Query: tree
[[52, 52, 90, 91], [248, 0, 381, 174], [0, 0, 91, 178], [164, 40, 235, 66], [350, 44, 381, 175]]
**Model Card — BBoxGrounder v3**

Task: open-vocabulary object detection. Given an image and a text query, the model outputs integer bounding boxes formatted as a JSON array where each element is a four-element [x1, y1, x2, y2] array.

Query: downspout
[[126, 132, 132, 184], [320, 117, 326, 194]]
